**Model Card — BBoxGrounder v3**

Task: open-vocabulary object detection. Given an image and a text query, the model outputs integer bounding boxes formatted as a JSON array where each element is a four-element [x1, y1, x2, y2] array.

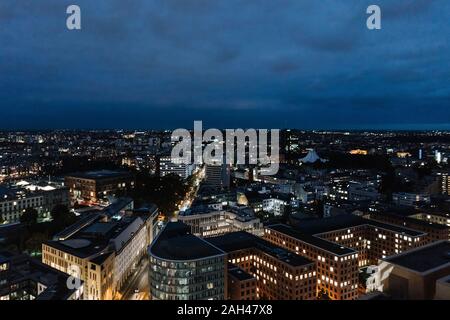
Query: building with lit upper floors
[[368, 212, 450, 242], [41, 205, 158, 300], [0, 180, 69, 224], [263, 214, 428, 300], [207, 231, 317, 300], [177, 205, 263, 237], [65, 170, 135, 205], [159, 156, 194, 179]]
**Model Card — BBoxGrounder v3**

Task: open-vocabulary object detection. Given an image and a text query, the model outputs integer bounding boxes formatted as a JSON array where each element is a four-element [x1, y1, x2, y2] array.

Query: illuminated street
[[177, 166, 205, 214], [119, 257, 150, 300]]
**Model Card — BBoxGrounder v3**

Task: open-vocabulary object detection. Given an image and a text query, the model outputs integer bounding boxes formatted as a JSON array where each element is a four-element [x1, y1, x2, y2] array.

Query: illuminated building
[[392, 192, 431, 207], [159, 156, 193, 179], [42, 207, 158, 300], [0, 180, 69, 224], [148, 222, 226, 300], [263, 215, 427, 300], [350, 149, 368, 155], [65, 170, 135, 205], [208, 231, 317, 300], [178, 205, 263, 237], [437, 171, 450, 196], [368, 212, 450, 242]]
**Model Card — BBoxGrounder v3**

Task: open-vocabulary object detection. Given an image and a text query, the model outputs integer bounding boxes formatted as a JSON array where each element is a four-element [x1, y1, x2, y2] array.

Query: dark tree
[[25, 232, 48, 256], [51, 205, 77, 229], [20, 208, 38, 226]]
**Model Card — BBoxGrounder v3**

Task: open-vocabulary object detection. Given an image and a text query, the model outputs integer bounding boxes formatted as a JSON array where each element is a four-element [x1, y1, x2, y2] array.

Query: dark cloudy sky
[[0, 0, 449, 130]]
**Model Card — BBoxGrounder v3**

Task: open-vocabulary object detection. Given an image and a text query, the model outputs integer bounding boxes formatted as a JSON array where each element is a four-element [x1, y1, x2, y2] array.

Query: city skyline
[[1, 0, 450, 130]]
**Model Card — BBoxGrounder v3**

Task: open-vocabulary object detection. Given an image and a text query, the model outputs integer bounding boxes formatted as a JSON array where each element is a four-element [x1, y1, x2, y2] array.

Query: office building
[[159, 156, 194, 179], [42, 206, 158, 300], [227, 264, 258, 300], [65, 170, 135, 205], [368, 212, 450, 242], [178, 205, 263, 237], [205, 162, 230, 189], [208, 231, 317, 300], [148, 222, 226, 300], [263, 214, 427, 300]]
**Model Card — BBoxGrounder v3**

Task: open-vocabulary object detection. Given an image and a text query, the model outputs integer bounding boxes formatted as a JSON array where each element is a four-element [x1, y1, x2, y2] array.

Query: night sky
[[1, 0, 449, 130]]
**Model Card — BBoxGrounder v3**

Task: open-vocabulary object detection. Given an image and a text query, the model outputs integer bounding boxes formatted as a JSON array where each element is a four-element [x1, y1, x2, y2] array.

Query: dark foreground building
[[0, 252, 83, 300]]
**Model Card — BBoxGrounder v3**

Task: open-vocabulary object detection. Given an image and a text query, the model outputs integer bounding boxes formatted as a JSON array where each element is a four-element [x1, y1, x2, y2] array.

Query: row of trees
[[14, 205, 78, 256], [122, 172, 189, 217]]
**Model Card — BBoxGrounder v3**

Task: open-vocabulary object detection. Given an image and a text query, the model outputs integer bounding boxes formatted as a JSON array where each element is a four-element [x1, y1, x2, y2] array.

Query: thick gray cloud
[[0, 0, 449, 129]]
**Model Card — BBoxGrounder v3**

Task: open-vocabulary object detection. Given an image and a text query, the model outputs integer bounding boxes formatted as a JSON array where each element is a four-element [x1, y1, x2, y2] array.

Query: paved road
[[120, 258, 150, 300]]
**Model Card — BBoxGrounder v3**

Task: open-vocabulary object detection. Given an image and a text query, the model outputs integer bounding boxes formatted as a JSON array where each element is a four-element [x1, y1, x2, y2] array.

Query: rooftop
[[228, 264, 255, 281], [207, 231, 314, 267], [267, 224, 356, 256], [0, 252, 82, 300], [46, 215, 145, 259], [291, 214, 425, 237], [149, 221, 225, 261], [384, 241, 450, 273]]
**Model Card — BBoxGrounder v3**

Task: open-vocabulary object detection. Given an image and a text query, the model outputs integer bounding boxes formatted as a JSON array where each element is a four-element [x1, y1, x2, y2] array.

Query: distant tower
[[419, 149, 423, 160], [435, 150, 442, 164], [205, 161, 230, 189]]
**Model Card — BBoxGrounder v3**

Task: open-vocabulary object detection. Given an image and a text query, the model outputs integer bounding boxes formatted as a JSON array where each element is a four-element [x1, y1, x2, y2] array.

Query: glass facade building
[[148, 221, 226, 300]]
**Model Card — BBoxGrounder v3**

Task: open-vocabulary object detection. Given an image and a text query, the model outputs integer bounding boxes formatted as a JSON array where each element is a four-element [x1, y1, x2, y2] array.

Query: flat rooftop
[[207, 231, 314, 267], [380, 212, 449, 230], [385, 241, 450, 273], [149, 222, 225, 261], [228, 264, 255, 281], [0, 252, 81, 300], [268, 223, 356, 256], [46, 215, 143, 259], [291, 214, 424, 237]]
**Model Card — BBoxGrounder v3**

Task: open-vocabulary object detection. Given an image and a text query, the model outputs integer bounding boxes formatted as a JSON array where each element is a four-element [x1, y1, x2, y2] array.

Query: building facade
[[42, 208, 157, 300], [65, 170, 135, 204], [148, 222, 226, 300]]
